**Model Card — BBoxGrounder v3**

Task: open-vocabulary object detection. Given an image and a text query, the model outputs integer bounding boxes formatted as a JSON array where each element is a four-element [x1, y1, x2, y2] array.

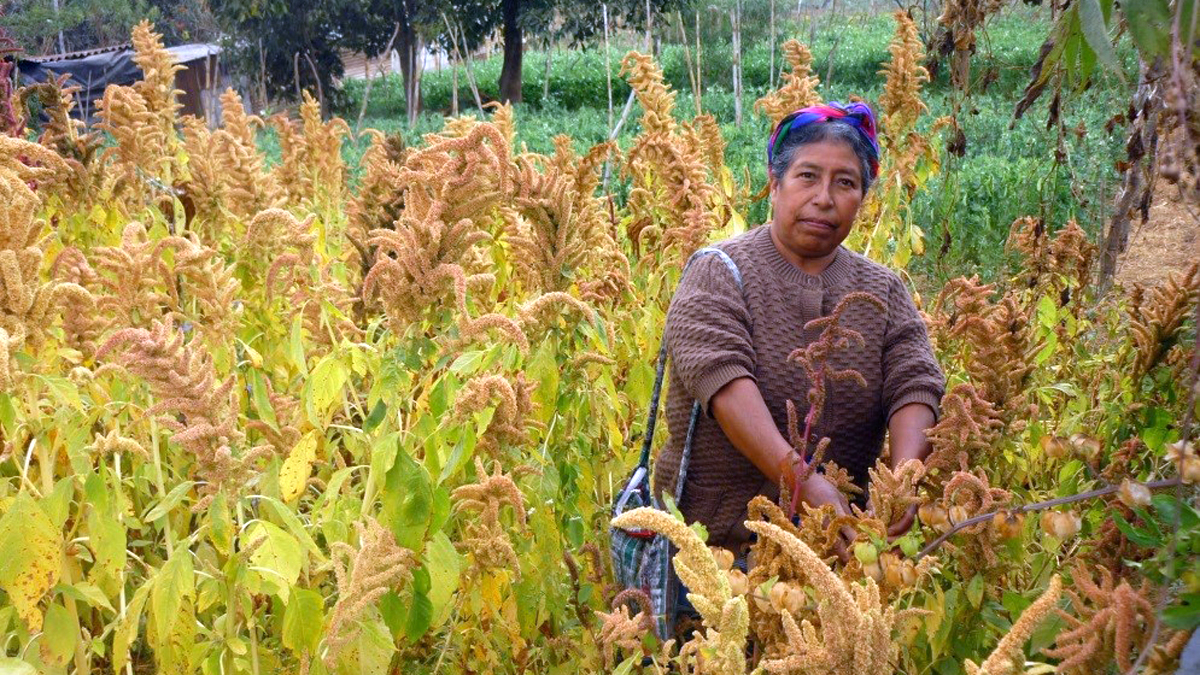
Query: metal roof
[[22, 42, 220, 65], [23, 43, 131, 63]]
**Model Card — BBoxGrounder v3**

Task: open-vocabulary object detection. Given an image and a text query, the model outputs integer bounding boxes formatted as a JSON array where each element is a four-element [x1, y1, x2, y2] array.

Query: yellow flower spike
[[964, 575, 1062, 675]]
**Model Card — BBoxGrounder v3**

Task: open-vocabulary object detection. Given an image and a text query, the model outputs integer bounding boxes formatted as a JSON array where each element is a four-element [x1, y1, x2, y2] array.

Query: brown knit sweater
[[652, 224, 945, 549]]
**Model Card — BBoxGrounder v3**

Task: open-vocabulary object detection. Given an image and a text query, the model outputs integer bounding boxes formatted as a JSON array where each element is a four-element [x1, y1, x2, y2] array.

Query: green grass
[[265, 5, 1132, 286]]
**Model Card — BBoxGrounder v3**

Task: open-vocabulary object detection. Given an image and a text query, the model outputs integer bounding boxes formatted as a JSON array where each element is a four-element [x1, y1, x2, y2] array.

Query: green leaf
[[425, 531, 461, 624], [143, 480, 197, 522], [282, 587, 325, 653], [42, 476, 75, 530], [378, 591, 406, 640], [354, 619, 397, 675], [1076, 0, 1122, 75], [404, 568, 434, 643], [1112, 512, 1160, 548], [112, 582, 151, 674], [306, 355, 351, 425], [966, 574, 985, 609], [1163, 594, 1200, 629], [56, 581, 115, 613], [362, 400, 387, 434], [290, 314, 308, 375], [0, 657, 37, 675], [1122, 0, 1171, 57], [151, 546, 195, 642], [245, 521, 303, 602], [379, 445, 433, 551], [258, 496, 328, 564], [39, 601, 77, 667], [0, 493, 63, 631], [0, 393, 16, 435], [209, 492, 234, 556], [248, 368, 279, 429], [280, 430, 320, 502], [448, 350, 486, 375]]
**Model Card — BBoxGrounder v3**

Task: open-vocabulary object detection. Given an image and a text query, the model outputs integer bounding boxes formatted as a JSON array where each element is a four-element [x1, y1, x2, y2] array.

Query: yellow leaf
[[0, 493, 63, 631], [280, 430, 320, 503]]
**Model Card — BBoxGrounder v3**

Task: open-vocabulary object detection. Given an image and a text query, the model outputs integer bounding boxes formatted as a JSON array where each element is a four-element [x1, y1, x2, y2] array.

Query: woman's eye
[[798, 172, 816, 180]]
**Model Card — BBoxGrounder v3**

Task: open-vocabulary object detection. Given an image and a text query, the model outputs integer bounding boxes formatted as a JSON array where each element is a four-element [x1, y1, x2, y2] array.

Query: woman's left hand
[[886, 503, 918, 541]]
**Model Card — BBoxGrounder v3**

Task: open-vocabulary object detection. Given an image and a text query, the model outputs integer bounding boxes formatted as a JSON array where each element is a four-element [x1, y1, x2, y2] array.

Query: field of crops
[[0, 13, 1197, 675]]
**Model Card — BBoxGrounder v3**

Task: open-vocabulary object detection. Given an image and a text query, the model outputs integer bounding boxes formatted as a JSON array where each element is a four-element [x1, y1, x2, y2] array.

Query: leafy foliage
[[0, 16, 1196, 675]]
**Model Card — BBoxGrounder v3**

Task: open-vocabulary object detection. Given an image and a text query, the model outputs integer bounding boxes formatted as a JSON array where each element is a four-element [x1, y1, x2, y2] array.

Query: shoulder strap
[[637, 248, 745, 503]]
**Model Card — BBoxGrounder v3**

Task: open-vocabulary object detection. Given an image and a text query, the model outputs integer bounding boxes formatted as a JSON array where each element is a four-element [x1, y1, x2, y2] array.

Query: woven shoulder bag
[[609, 246, 744, 638]]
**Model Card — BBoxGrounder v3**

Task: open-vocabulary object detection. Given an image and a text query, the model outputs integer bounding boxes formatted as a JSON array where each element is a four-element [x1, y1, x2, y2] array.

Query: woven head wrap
[[767, 101, 881, 180]]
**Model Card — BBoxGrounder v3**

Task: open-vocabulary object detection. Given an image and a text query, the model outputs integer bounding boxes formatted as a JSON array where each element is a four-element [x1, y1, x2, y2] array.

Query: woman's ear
[[767, 173, 778, 199]]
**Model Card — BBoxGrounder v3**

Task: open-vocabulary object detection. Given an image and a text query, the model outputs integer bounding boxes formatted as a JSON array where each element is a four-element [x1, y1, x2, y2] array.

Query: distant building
[[17, 42, 227, 125]]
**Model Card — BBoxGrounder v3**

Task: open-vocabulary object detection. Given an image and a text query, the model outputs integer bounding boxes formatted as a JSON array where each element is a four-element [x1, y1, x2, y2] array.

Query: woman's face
[[769, 138, 865, 268]]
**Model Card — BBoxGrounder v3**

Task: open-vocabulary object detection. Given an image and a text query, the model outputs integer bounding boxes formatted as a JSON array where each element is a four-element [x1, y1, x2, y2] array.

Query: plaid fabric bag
[[610, 247, 744, 639]]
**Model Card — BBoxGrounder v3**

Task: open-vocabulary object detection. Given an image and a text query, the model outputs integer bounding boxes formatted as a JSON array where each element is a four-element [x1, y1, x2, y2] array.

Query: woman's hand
[[884, 503, 918, 541], [796, 473, 858, 562]]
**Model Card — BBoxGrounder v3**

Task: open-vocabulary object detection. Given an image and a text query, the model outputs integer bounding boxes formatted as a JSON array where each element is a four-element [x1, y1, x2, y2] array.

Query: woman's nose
[[810, 179, 835, 208]]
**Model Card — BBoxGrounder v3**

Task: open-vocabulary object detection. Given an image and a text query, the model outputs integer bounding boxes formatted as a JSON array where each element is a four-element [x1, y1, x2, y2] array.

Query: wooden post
[[443, 13, 483, 111], [604, 4, 614, 129], [358, 22, 401, 133], [696, 10, 703, 112], [770, 0, 777, 89], [452, 50, 459, 115], [731, 0, 742, 126], [543, 44, 553, 105], [677, 10, 700, 117], [258, 38, 267, 112], [293, 51, 302, 102]]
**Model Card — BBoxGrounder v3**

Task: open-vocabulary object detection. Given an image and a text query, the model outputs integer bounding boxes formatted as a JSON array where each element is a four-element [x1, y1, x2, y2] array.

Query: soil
[[1114, 179, 1200, 289]]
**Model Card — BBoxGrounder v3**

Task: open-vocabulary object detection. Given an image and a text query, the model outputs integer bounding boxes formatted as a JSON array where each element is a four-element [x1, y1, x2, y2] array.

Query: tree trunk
[[499, 0, 523, 103], [397, 18, 420, 123], [1099, 58, 1163, 292]]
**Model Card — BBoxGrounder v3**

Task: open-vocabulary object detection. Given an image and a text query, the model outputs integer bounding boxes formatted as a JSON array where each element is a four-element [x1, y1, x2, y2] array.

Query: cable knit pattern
[[653, 224, 945, 548]]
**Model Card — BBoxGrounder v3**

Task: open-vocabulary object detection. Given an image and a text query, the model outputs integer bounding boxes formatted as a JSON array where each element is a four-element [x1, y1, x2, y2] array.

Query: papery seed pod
[[726, 568, 749, 596], [711, 547, 735, 572], [1069, 433, 1102, 460], [753, 587, 772, 612], [863, 560, 884, 583], [919, 504, 950, 532], [1183, 457, 1200, 484], [1041, 511, 1081, 539], [1117, 479, 1152, 508], [949, 504, 970, 526], [854, 542, 879, 565], [990, 511, 1024, 540], [1040, 435, 1070, 459], [882, 553, 905, 587], [769, 581, 791, 613], [1167, 440, 1197, 463], [772, 582, 805, 615]]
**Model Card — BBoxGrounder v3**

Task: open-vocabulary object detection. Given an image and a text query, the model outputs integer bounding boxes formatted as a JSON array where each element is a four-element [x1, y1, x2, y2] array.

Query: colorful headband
[[767, 101, 881, 179]]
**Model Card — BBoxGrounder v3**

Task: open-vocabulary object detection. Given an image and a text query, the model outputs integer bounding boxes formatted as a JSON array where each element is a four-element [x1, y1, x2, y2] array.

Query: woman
[[653, 102, 945, 561]]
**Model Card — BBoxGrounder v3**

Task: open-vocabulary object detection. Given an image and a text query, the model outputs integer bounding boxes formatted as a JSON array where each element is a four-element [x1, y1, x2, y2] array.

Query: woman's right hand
[[795, 473, 858, 562]]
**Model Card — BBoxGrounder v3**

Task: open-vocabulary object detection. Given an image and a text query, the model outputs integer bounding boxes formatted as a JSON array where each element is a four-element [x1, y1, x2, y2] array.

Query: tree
[[432, 0, 689, 105], [209, 0, 348, 113]]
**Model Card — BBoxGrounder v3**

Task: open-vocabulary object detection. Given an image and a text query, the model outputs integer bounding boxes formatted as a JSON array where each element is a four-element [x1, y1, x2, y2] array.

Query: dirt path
[[1114, 180, 1200, 289]]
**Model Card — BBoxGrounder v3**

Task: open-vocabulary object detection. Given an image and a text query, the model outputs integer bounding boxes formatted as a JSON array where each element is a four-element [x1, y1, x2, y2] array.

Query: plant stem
[[148, 417, 177, 555]]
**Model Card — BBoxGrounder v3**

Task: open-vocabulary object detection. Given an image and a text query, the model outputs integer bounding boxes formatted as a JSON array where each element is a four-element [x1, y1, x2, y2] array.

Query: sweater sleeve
[[882, 275, 945, 422], [664, 253, 755, 416]]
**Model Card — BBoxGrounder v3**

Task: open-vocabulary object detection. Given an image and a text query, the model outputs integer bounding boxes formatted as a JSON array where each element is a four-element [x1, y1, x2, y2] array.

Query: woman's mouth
[[798, 218, 837, 231]]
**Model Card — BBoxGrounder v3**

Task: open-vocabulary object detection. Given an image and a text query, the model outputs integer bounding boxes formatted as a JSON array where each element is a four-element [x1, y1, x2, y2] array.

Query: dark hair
[[768, 121, 876, 195]]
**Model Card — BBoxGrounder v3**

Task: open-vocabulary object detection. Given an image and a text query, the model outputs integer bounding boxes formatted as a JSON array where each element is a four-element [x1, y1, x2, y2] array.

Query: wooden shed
[[17, 42, 228, 125]]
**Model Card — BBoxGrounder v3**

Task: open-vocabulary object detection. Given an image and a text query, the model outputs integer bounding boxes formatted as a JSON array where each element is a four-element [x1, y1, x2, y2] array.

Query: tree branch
[[915, 476, 1184, 560]]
